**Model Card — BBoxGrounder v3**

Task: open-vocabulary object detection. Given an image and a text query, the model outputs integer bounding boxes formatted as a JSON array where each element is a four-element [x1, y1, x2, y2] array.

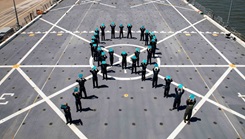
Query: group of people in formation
[[61, 23, 197, 125]]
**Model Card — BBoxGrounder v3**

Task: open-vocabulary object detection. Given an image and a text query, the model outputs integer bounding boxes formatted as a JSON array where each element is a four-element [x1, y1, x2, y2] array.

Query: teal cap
[[136, 48, 140, 52], [93, 44, 97, 47], [141, 26, 144, 28], [150, 32, 155, 35], [142, 59, 147, 64], [101, 23, 105, 27], [111, 22, 115, 25], [92, 36, 95, 39], [146, 30, 149, 33], [153, 36, 156, 39], [92, 66, 97, 70], [132, 55, 137, 59], [128, 24, 131, 26], [121, 51, 126, 55], [151, 39, 155, 42], [120, 24, 123, 27], [154, 63, 158, 67], [78, 74, 83, 78], [97, 47, 101, 51], [102, 61, 106, 64], [178, 84, 183, 89], [166, 75, 171, 80], [95, 28, 99, 31], [101, 52, 105, 56], [148, 45, 152, 49], [94, 32, 98, 35], [74, 87, 78, 92], [189, 94, 195, 100], [91, 40, 95, 43], [109, 48, 114, 52]]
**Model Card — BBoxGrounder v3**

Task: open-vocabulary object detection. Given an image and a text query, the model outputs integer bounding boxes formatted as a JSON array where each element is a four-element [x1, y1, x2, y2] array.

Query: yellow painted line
[[29, 33, 35, 37], [57, 33, 63, 36], [12, 64, 20, 69], [229, 64, 236, 68], [123, 94, 128, 97], [212, 34, 218, 36], [185, 33, 191, 36]]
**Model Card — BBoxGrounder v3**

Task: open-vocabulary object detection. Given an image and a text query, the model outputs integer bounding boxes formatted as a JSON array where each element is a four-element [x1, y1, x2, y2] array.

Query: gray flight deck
[[0, 0, 245, 139]]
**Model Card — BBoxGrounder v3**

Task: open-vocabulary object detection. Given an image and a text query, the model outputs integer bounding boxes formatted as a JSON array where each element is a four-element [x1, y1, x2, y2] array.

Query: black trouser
[[103, 72, 107, 80], [97, 60, 101, 67], [147, 56, 151, 64], [184, 111, 192, 122], [145, 39, 148, 45], [119, 32, 123, 38], [136, 59, 139, 67], [127, 32, 132, 38], [131, 65, 136, 73], [152, 77, 158, 87], [65, 113, 72, 124], [164, 86, 170, 97], [142, 71, 146, 81], [92, 78, 98, 88], [152, 49, 156, 58], [122, 61, 127, 69], [111, 33, 115, 39], [140, 34, 144, 41], [75, 100, 82, 112], [110, 57, 114, 66], [79, 87, 87, 98], [101, 34, 105, 41], [173, 99, 181, 110]]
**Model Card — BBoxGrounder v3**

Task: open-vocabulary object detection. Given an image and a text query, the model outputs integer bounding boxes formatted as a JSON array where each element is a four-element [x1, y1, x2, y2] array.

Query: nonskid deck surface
[[0, 0, 244, 139]]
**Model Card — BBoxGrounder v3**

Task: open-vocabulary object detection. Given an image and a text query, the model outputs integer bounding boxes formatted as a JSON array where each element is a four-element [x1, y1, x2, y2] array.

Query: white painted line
[[124, 69, 127, 73], [157, 18, 206, 44], [236, 65, 245, 67], [0, 65, 13, 68], [16, 68, 88, 139], [40, 18, 90, 43], [234, 68, 245, 81], [155, 1, 195, 11], [159, 65, 229, 68], [130, 0, 160, 8], [20, 65, 91, 68], [17, 0, 81, 65], [238, 93, 245, 102], [166, 0, 231, 64], [98, 2, 116, 8], [167, 67, 232, 139], [50, 5, 73, 12], [0, 69, 15, 86]]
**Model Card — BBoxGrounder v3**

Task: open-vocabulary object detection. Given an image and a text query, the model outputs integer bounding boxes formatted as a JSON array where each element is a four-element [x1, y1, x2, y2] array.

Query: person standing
[[109, 48, 114, 66], [110, 22, 116, 39], [76, 74, 87, 98], [119, 24, 124, 39], [140, 26, 145, 41], [147, 45, 152, 64], [127, 24, 132, 38], [121, 51, 127, 69], [164, 75, 173, 98], [141, 59, 147, 81], [184, 94, 196, 124], [101, 61, 108, 80], [90, 66, 99, 88], [61, 103, 72, 124], [72, 87, 82, 112], [152, 63, 160, 88], [145, 30, 150, 45], [95, 28, 100, 43], [100, 23, 106, 41], [170, 84, 185, 111], [131, 55, 137, 74], [151, 39, 156, 58], [134, 48, 140, 67]]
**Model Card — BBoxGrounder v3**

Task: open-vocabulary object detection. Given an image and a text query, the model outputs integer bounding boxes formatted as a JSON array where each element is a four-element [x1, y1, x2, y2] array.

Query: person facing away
[[61, 103, 72, 124], [121, 51, 127, 69], [109, 48, 114, 66], [164, 75, 173, 98], [141, 59, 147, 81], [184, 94, 196, 124], [90, 66, 99, 88], [110, 22, 116, 39], [152, 63, 160, 88], [127, 23, 132, 38], [76, 73, 87, 98], [119, 24, 124, 39], [72, 87, 82, 112], [100, 23, 106, 41], [140, 26, 145, 41], [170, 84, 185, 111]]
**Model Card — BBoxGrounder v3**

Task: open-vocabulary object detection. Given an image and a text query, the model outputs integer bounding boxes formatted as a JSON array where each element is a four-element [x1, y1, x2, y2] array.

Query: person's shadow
[[83, 95, 98, 99], [82, 107, 94, 112], [72, 119, 83, 126], [190, 117, 201, 122], [178, 105, 187, 111], [98, 85, 109, 88]]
